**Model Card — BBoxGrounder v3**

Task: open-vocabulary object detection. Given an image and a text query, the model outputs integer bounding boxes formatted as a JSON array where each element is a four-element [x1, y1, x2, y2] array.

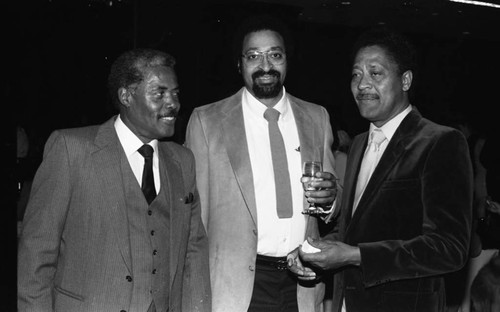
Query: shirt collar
[[242, 87, 291, 121], [114, 115, 159, 156], [369, 105, 412, 142]]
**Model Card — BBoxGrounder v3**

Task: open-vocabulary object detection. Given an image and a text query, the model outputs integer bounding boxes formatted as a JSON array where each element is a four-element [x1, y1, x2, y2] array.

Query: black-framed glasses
[[241, 50, 286, 66]]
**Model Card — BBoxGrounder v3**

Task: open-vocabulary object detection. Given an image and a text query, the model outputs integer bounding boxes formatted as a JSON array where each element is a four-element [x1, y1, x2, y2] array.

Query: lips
[[356, 93, 379, 100], [252, 70, 280, 82], [158, 109, 178, 121]]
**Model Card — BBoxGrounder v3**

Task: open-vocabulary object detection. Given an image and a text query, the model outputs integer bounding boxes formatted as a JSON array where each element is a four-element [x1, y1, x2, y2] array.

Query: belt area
[[256, 254, 288, 271]]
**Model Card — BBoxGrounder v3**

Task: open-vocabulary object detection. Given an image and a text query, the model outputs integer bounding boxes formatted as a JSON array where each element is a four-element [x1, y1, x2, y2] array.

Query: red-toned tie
[[264, 108, 293, 218]]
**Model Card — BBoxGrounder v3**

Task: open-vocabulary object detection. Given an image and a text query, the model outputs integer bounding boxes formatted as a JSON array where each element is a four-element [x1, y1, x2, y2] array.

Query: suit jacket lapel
[[348, 111, 422, 227], [290, 99, 321, 238], [157, 143, 184, 290], [221, 90, 258, 225], [91, 116, 133, 272]]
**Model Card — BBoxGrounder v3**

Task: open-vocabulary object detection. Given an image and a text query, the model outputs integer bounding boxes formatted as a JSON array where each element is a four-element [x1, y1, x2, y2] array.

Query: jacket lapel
[[91, 116, 133, 272], [221, 90, 258, 225], [157, 143, 184, 290], [348, 110, 422, 227], [289, 100, 320, 236]]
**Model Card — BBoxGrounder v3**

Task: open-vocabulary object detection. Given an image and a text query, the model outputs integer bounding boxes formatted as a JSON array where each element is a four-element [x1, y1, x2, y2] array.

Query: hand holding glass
[[301, 161, 324, 215]]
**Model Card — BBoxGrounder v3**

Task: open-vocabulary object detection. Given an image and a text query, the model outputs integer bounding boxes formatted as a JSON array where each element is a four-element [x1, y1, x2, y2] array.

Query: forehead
[[242, 30, 284, 52], [140, 65, 178, 87], [354, 45, 396, 69]]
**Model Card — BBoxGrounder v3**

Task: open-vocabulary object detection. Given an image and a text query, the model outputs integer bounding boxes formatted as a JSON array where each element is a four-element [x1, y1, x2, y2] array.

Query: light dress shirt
[[342, 104, 412, 312], [115, 115, 160, 194], [242, 87, 307, 257]]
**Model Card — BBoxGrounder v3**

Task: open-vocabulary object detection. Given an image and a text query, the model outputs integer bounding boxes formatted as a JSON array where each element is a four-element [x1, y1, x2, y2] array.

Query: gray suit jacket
[[185, 87, 336, 312], [18, 116, 211, 312]]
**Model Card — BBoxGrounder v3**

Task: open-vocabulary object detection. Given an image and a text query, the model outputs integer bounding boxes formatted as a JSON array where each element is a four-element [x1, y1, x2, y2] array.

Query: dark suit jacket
[[18, 116, 210, 312], [185, 87, 335, 312], [330, 110, 473, 312]]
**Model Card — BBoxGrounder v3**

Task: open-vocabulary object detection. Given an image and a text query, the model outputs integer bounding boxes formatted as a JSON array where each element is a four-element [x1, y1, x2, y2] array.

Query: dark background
[[5, 0, 500, 310]]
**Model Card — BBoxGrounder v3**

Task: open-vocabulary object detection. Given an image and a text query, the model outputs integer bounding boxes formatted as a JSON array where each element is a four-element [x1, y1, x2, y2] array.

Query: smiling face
[[120, 65, 180, 142], [240, 29, 287, 107], [351, 45, 412, 127]]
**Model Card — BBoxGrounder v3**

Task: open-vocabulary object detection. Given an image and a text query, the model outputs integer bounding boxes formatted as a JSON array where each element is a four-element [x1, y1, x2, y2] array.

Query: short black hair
[[350, 26, 417, 76], [107, 48, 176, 109], [231, 14, 294, 69]]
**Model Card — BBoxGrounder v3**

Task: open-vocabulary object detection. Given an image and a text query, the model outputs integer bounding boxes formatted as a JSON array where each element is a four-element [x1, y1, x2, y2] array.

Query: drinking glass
[[301, 161, 323, 214]]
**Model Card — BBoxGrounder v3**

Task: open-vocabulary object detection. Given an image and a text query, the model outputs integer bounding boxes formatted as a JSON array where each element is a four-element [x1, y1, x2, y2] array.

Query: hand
[[287, 247, 318, 281], [486, 199, 500, 215], [302, 171, 338, 208], [298, 237, 361, 271]]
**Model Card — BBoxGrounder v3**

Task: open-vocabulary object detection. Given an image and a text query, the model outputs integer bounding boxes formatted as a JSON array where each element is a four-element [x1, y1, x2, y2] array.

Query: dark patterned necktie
[[138, 144, 156, 205]]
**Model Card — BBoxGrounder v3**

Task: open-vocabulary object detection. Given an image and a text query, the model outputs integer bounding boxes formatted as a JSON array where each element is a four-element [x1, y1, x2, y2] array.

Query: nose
[[259, 55, 273, 71], [357, 73, 371, 90], [163, 92, 180, 108]]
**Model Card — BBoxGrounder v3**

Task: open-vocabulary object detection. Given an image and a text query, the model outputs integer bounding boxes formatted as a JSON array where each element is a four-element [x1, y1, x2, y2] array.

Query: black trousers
[[248, 255, 299, 312]]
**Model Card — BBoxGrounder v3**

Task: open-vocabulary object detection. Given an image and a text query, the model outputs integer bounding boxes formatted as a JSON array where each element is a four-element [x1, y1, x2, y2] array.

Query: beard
[[251, 70, 282, 99]]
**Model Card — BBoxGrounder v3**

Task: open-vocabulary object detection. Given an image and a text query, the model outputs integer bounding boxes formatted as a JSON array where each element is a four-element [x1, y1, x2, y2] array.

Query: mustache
[[158, 108, 178, 118], [252, 69, 280, 80], [356, 93, 379, 100]]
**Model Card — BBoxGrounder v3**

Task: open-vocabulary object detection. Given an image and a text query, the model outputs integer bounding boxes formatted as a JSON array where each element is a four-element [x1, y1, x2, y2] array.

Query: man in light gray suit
[[185, 15, 339, 312], [18, 48, 211, 312]]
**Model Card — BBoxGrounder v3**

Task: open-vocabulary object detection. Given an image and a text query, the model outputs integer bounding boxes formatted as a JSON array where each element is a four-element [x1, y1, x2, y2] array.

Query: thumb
[[307, 237, 321, 248]]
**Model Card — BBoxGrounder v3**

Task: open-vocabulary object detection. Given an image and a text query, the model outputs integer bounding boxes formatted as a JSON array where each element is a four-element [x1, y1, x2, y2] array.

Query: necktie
[[138, 144, 156, 205], [353, 129, 386, 213], [264, 108, 293, 218]]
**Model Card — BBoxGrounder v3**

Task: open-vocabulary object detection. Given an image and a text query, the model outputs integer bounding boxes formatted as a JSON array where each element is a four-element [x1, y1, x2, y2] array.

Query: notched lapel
[[222, 103, 257, 225], [92, 120, 133, 273], [158, 144, 185, 290], [292, 103, 318, 163], [350, 113, 419, 223]]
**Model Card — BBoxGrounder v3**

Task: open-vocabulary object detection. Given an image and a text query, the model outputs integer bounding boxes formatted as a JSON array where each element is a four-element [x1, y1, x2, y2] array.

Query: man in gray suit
[[185, 15, 339, 312], [18, 48, 211, 312]]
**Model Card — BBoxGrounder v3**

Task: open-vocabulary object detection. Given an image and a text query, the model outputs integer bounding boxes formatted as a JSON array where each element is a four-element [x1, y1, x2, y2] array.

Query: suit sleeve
[[184, 109, 210, 229], [359, 130, 473, 286], [18, 131, 72, 312], [181, 148, 211, 311]]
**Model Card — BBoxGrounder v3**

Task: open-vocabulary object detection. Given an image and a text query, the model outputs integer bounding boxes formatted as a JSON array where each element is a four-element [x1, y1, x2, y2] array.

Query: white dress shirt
[[114, 115, 160, 193], [242, 87, 307, 257]]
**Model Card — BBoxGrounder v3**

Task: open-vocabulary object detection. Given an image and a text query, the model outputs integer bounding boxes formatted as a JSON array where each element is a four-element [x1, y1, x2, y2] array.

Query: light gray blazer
[[185, 87, 336, 312]]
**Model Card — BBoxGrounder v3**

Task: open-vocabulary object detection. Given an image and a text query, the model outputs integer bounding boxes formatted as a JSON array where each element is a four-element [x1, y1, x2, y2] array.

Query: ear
[[237, 60, 241, 74], [402, 70, 413, 92], [118, 87, 133, 107]]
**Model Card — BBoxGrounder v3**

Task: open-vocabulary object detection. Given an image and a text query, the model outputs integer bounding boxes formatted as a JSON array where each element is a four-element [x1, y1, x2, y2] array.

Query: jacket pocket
[[54, 285, 85, 301]]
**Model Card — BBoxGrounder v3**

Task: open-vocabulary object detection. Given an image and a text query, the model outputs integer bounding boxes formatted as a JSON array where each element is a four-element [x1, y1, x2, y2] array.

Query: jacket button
[[126, 275, 132, 282], [152, 269, 157, 274], [252, 229, 257, 236], [153, 249, 158, 255], [151, 230, 155, 236], [249, 265, 254, 271], [147, 210, 152, 216]]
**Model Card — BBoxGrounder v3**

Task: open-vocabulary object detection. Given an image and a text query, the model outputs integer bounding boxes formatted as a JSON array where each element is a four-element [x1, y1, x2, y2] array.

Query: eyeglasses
[[241, 50, 286, 66]]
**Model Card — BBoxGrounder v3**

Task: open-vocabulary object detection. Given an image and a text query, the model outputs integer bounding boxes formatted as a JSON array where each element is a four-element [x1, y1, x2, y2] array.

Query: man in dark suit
[[18, 48, 211, 312], [288, 27, 473, 312], [185, 15, 339, 312]]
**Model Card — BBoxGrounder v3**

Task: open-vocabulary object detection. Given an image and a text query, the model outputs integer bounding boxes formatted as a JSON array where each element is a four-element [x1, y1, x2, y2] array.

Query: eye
[[170, 90, 180, 98], [269, 52, 283, 59], [246, 53, 260, 61]]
